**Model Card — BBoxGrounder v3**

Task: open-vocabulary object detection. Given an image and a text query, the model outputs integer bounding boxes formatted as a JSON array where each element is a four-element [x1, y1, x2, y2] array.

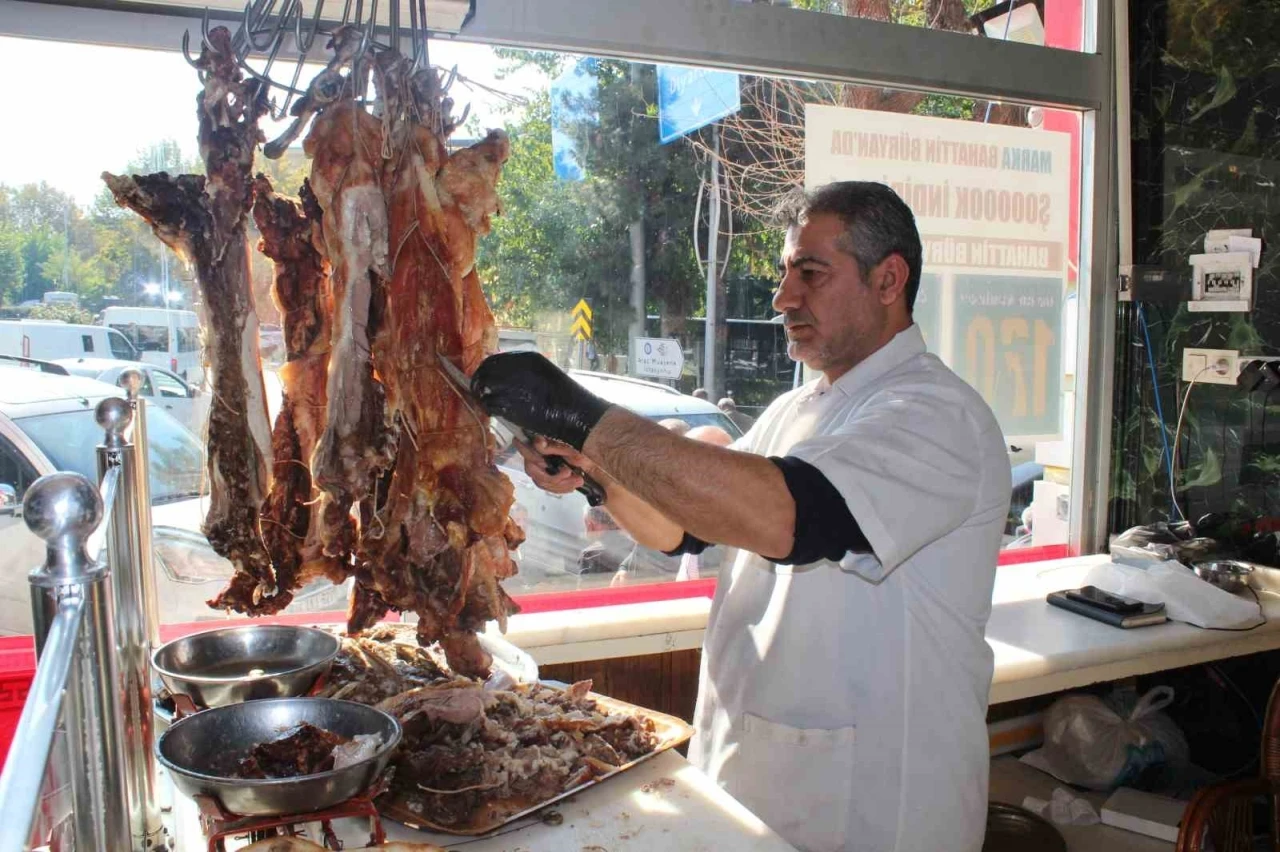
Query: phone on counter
[[1066, 585, 1144, 614], [1048, 588, 1167, 629]]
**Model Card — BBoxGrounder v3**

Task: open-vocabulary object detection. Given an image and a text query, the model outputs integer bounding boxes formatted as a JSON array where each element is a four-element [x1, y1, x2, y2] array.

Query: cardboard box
[[1031, 480, 1069, 547], [1101, 787, 1187, 842]]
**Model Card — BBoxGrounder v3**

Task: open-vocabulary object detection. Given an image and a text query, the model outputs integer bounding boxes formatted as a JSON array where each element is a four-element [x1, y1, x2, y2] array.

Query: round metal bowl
[[157, 697, 401, 816], [152, 625, 341, 708], [1194, 560, 1254, 594]]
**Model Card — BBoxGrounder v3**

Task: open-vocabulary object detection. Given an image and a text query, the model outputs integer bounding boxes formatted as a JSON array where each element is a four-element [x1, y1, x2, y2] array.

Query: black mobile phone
[[1065, 585, 1144, 614]]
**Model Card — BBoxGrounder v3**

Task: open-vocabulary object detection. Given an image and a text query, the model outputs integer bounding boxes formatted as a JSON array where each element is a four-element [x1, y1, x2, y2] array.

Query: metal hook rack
[[180, 0, 446, 124]]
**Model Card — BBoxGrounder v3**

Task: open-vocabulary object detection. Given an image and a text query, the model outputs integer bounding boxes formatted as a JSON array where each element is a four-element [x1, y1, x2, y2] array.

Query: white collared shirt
[[689, 324, 1011, 852]]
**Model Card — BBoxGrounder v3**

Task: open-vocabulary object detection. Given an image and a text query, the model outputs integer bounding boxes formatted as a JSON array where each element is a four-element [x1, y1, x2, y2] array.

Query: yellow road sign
[[571, 299, 592, 340]]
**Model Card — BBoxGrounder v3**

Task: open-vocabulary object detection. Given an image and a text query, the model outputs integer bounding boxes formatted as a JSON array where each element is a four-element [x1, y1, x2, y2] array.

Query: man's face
[[772, 212, 891, 380]]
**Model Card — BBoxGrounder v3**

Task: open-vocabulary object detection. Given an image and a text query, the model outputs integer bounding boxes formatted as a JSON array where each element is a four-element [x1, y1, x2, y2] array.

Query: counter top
[[987, 555, 1280, 702], [168, 750, 798, 852]]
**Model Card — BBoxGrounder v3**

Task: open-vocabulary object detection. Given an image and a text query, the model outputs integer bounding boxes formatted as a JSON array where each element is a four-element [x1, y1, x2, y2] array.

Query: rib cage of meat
[[347, 55, 520, 676], [103, 27, 280, 612], [252, 175, 348, 595], [105, 29, 523, 670]]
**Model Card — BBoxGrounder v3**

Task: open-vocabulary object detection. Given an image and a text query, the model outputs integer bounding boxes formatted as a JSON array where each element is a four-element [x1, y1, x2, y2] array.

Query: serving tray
[[378, 690, 694, 836]]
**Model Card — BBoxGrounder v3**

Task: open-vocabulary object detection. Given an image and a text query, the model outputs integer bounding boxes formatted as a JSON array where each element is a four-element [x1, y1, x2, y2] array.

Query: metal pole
[[96, 393, 165, 851], [0, 591, 83, 851], [119, 369, 160, 648], [20, 472, 131, 852], [702, 126, 721, 400]]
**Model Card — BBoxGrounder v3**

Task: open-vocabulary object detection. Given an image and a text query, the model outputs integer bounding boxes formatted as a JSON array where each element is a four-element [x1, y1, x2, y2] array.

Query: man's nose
[[772, 273, 802, 312]]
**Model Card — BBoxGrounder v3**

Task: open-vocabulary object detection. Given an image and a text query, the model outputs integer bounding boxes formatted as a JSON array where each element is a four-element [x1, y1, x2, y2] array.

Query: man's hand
[[514, 437, 598, 495], [472, 352, 611, 450]]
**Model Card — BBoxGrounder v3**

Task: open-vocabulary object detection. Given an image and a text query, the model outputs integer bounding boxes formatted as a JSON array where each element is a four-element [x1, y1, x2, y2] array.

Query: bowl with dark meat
[[157, 697, 401, 815], [152, 625, 341, 708]]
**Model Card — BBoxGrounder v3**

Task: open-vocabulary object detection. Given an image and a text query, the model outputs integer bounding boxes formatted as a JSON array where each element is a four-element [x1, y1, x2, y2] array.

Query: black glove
[[471, 352, 612, 451]]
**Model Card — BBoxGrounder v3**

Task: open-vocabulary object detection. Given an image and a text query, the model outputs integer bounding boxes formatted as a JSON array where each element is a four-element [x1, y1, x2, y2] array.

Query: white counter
[[168, 750, 798, 851], [987, 555, 1280, 702], [493, 555, 1280, 706]]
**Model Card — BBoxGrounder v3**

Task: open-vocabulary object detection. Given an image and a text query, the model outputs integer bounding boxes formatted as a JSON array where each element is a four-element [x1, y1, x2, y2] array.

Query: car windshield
[[17, 404, 206, 504]]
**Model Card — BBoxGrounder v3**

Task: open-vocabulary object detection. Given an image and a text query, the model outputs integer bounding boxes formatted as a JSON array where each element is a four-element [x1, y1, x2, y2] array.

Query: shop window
[[0, 29, 1088, 631], [787, 0, 1083, 53]]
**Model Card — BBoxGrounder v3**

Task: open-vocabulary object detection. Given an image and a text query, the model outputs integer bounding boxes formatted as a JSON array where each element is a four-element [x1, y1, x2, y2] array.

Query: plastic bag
[[1032, 687, 1189, 791], [1109, 522, 1217, 568], [1084, 559, 1263, 630]]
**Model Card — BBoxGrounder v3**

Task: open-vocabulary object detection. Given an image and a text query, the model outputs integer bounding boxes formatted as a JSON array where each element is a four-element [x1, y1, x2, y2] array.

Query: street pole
[[702, 126, 721, 400]]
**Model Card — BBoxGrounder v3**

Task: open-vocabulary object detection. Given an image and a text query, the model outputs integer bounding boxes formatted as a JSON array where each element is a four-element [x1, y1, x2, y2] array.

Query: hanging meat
[[103, 26, 281, 612], [108, 25, 524, 674], [252, 176, 348, 595], [347, 53, 521, 677]]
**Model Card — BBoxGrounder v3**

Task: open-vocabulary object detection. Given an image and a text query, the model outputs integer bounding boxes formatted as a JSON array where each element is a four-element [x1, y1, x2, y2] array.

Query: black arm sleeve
[[767, 455, 872, 566], [662, 532, 711, 557]]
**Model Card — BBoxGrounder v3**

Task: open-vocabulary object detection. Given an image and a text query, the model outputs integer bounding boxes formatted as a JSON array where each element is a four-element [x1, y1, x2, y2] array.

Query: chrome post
[[22, 472, 131, 851], [119, 369, 160, 647], [97, 395, 166, 850]]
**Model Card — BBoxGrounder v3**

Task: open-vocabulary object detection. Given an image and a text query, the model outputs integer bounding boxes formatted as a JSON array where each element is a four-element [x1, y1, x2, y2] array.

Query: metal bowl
[[152, 625, 340, 708], [157, 697, 401, 816], [1194, 560, 1255, 594]]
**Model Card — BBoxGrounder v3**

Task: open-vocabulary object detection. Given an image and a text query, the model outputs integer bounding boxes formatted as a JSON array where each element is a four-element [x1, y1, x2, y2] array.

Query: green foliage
[[27, 303, 93, 325]]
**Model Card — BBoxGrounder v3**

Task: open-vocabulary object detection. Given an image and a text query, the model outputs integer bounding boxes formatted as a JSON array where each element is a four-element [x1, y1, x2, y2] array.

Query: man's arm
[[512, 439, 684, 551], [583, 407, 795, 559]]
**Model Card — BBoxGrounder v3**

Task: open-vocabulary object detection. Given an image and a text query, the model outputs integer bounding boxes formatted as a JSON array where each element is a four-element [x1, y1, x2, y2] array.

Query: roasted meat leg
[[103, 26, 278, 612]]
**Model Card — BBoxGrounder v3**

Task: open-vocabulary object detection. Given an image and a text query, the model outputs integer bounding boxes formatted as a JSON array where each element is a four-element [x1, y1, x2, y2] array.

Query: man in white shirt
[[471, 181, 1011, 852]]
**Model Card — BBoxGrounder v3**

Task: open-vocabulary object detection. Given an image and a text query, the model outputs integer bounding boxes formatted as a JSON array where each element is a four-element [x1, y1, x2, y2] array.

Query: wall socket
[[1182, 348, 1238, 384]]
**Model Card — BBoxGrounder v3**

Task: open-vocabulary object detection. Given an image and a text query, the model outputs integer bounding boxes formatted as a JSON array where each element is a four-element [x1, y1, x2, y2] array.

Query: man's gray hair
[[774, 181, 923, 311]]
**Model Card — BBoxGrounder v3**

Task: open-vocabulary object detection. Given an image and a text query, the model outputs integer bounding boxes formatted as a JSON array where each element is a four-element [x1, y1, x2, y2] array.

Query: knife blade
[[437, 357, 606, 506]]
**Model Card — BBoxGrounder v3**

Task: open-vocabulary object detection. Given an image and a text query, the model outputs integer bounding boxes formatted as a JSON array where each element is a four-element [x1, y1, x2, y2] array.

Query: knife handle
[[544, 455, 607, 507]]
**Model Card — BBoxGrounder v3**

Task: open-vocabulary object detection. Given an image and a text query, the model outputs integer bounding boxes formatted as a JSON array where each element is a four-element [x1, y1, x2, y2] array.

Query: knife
[[438, 357, 607, 507]]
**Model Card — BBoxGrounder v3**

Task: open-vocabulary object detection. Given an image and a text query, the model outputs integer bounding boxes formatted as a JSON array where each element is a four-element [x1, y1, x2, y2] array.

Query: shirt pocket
[[729, 712, 856, 852]]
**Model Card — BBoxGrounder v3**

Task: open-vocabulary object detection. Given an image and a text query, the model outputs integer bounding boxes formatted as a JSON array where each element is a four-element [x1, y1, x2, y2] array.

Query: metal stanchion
[[119, 370, 161, 646], [97, 393, 166, 850], [21, 472, 131, 851]]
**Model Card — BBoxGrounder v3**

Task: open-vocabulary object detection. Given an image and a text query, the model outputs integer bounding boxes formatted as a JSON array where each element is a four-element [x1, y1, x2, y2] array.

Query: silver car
[[54, 357, 212, 437], [0, 366, 348, 635]]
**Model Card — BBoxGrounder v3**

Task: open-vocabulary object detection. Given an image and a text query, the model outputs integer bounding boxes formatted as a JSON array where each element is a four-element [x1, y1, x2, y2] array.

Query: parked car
[[0, 319, 138, 363], [54, 357, 211, 436], [101, 306, 205, 387], [0, 367, 348, 636], [500, 371, 742, 591]]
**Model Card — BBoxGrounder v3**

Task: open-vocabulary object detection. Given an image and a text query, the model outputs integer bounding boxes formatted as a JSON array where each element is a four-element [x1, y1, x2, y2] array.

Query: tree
[[477, 52, 780, 361], [0, 232, 24, 305], [695, 0, 1027, 222]]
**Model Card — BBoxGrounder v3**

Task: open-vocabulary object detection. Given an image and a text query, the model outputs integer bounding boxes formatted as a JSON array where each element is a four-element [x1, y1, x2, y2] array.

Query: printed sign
[[657, 65, 741, 144], [805, 104, 1071, 441], [633, 337, 685, 379], [571, 299, 593, 341]]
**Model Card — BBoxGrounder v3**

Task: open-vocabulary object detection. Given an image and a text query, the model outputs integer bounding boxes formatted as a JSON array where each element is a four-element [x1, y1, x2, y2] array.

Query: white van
[[41, 291, 79, 307], [0, 320, 137, 363], [101, 307, 204, 387]]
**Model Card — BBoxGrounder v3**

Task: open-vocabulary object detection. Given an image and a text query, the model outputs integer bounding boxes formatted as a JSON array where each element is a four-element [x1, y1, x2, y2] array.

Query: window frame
[[0, 0, 1118, 565]]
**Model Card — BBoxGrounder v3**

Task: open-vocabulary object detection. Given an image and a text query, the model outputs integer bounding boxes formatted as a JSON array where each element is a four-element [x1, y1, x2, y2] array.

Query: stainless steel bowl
[[157, 697, 401, 816], [1194, 560, 1255, 594], [152, 625, 340, 708]]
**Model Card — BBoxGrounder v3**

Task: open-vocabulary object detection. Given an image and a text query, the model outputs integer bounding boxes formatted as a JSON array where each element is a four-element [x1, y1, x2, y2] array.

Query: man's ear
[[873, 254, 910, 307]]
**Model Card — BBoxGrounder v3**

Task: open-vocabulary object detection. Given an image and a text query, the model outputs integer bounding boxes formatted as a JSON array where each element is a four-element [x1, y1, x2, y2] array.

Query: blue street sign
[[550, 58, 599, 180], [657, 65, 741, 144]]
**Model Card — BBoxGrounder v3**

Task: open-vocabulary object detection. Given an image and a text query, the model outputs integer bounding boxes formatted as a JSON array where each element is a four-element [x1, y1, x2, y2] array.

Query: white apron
[[689, 326, 1011, 852]]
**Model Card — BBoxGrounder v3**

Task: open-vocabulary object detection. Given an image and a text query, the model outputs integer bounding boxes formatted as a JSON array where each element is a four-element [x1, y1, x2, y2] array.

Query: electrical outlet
[[1182, 348, 1238, 384]]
